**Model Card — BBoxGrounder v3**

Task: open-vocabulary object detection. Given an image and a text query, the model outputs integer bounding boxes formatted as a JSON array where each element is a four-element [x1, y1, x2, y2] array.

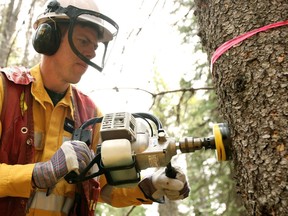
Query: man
[[0, 0, 190, 215]]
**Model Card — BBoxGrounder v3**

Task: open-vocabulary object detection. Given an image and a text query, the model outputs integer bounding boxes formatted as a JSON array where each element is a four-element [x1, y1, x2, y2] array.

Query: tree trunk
[[21, 0, 36, 66], [0, 0, 23, 67], [193, 0, 288, 215], [158, 200, 179, 216]]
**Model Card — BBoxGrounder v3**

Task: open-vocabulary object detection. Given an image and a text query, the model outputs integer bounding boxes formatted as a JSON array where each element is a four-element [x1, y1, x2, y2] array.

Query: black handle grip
[[64, 171, 79, 184], [165, 162, 177, 179]]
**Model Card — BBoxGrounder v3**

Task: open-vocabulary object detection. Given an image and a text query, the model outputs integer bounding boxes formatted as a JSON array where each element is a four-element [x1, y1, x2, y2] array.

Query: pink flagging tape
[[210, 20, 288, 72]]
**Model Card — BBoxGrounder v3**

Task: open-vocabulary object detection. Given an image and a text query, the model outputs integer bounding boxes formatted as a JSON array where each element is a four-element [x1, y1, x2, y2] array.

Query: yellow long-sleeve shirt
[[0, 64, 152, 216]]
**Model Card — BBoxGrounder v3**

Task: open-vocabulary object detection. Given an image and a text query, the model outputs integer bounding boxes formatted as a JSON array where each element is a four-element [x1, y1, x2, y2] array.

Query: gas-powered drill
[[65, 112, 232, 186]]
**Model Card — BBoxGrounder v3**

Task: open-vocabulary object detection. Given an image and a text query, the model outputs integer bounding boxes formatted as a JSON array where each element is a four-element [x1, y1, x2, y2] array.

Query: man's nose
[[84, 45, 96, 59]]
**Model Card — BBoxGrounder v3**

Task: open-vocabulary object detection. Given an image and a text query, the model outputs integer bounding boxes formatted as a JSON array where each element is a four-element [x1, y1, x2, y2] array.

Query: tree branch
[[92, 86, 214, 97], [90, 86, 214, 111]]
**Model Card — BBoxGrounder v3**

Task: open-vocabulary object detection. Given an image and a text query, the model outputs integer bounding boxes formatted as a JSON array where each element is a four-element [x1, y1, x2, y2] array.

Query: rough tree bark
[[193, 0, 288, 215]]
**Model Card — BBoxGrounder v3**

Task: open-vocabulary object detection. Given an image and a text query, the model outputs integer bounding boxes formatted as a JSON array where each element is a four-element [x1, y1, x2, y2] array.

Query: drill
[[65, 112, 232, 186]]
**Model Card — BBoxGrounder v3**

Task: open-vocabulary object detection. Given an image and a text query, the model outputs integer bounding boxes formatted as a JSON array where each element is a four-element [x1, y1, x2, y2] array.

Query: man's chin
[[73, 67, 87, 80], [71, 76, 82, 84]]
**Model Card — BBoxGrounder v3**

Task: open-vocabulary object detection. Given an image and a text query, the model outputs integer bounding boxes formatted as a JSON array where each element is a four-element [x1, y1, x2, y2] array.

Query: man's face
[[53, 24, 99, 84]]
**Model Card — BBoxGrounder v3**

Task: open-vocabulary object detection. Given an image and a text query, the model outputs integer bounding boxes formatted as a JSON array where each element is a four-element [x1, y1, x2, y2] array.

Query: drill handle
[[165, 162, 177, 179]]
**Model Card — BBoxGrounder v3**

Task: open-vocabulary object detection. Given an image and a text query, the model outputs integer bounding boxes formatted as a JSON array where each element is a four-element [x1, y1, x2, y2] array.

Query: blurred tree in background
[[0, 0, 43, 66]]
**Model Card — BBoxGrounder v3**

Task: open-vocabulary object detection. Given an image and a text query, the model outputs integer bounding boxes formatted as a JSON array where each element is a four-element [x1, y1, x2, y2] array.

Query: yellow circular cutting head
[[213, 124, 227, 161]]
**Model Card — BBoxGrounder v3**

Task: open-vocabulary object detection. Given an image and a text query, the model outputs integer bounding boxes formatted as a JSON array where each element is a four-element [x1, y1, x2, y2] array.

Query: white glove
[[138, 166, 190, 202]]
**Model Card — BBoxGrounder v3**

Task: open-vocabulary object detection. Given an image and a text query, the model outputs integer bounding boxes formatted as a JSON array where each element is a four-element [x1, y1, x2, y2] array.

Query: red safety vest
[[0, 67, 99, 216]]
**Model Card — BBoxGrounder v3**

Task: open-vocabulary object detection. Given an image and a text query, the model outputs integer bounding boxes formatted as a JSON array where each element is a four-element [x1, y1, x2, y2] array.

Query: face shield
[[64, 6, 118, 72], [42, 4, 119, 72]]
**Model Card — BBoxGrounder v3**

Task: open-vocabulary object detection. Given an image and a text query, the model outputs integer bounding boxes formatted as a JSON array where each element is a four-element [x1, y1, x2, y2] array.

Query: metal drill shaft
[[178, 136, 216, 153]]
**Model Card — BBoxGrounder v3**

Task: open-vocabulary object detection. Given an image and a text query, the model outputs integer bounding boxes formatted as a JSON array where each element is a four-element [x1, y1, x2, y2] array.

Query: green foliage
[[95, 203, 146, 216], [172, 0, 198, 44]]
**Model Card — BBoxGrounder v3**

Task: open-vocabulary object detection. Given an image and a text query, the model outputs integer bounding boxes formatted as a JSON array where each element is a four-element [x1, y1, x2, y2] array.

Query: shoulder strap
[[72, 86, 97, 128]]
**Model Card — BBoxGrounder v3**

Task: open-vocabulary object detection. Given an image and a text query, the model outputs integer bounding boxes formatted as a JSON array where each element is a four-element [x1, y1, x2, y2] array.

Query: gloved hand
[[32, 140, 94, 189], [138, 166, 190, 202]]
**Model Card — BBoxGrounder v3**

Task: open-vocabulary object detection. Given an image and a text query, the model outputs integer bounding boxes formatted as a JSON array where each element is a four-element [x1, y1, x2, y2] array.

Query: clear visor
[[63, 7, 118, 72]]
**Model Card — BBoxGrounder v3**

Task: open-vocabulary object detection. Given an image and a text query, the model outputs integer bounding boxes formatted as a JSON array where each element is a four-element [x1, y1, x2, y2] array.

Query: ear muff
[[32, 22, 61, 55]]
